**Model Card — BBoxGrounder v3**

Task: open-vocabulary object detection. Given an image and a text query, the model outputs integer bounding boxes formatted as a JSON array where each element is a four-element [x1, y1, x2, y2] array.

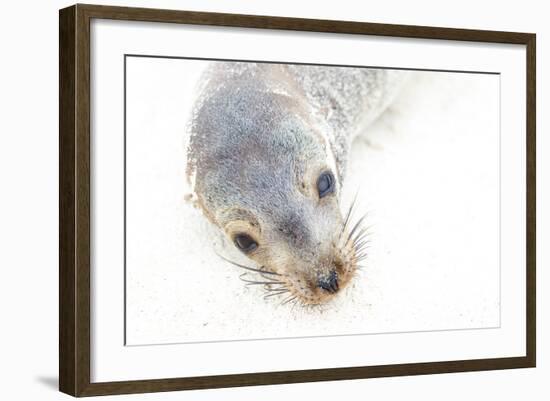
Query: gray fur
[[187, 62, 405, 218]]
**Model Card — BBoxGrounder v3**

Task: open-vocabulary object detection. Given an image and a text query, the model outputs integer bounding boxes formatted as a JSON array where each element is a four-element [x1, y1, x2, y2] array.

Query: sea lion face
[[188, 79, 362, 305], [218, 164, 358, 305], [214, 128, 358, 305]]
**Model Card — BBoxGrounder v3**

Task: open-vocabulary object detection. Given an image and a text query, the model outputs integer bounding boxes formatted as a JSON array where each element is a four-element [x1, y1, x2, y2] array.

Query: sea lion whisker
[[264, 290, 289, 299], [353, 234, 372, 248], [354, 233, 372, 244], [244, 281, 284, 286], [354, 238, 371, 251], [215, 252, 281, 276], [350, 223, 374, 244], [355, 249, 369, 257], [352, 227, 373, 244], [357, 244, 372, 252], [339, 191, 359, 240], [345, 214, 369, 247], [239, 273, 284, 285], [265, 285, 289, 291], [339, 235, 370, 260], [342, 195, 357, 232], [354, 241, 371, 255], [353, 250, 369, 261], [352, 235, 370, 249], [260, 272, 284, 282], [346, 230, 371, 252], [281, 295, 297, 306], [357, 243, 372, 251]]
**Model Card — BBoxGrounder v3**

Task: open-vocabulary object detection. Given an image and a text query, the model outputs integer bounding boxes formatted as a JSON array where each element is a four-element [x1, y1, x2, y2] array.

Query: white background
[[0, 0, 546, 400]]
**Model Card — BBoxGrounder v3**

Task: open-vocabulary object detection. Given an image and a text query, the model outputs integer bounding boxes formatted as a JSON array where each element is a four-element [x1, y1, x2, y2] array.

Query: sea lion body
[[186, 62, 405, 305]]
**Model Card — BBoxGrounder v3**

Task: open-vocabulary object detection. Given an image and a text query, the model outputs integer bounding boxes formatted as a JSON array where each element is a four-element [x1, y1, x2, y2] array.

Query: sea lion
[[186, 62, 406, 305]]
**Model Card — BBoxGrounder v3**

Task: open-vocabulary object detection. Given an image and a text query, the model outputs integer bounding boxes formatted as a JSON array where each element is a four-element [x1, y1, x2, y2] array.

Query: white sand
[[125, 58, 500, 345]]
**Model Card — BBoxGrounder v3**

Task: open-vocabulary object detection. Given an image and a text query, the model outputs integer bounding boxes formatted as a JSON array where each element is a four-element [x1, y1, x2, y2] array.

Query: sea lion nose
[[318, 270, 339, 293]]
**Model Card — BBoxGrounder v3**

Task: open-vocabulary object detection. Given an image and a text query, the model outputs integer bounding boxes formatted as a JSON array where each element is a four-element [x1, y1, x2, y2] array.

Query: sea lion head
[[187, 70, 366, 305]]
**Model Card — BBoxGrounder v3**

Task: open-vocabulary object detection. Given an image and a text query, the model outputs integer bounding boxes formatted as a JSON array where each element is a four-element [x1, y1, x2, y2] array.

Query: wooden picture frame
[[59, 3, 536, 397]]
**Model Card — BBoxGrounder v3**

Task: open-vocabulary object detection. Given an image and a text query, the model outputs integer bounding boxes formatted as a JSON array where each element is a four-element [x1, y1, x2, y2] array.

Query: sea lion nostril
[[318, 270, 339, 293]]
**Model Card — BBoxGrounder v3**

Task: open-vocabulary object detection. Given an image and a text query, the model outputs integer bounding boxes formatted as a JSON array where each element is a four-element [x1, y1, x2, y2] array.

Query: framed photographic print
[[59, 4, 536, 397]]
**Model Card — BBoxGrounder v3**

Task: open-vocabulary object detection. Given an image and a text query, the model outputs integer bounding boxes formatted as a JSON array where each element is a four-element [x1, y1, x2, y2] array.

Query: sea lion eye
[[317, 171, 335, 198], [234, 233, 258, 253]]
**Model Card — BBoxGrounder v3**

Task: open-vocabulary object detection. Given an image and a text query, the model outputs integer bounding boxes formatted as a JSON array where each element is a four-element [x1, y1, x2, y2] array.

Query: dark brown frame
[[59, 3, 536, 397]]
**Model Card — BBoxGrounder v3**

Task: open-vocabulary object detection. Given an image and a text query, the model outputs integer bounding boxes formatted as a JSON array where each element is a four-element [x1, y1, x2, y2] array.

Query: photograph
[[125, 57, 500, 346], [0, 0, 543, 399], [56, 4, 536, 395]]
